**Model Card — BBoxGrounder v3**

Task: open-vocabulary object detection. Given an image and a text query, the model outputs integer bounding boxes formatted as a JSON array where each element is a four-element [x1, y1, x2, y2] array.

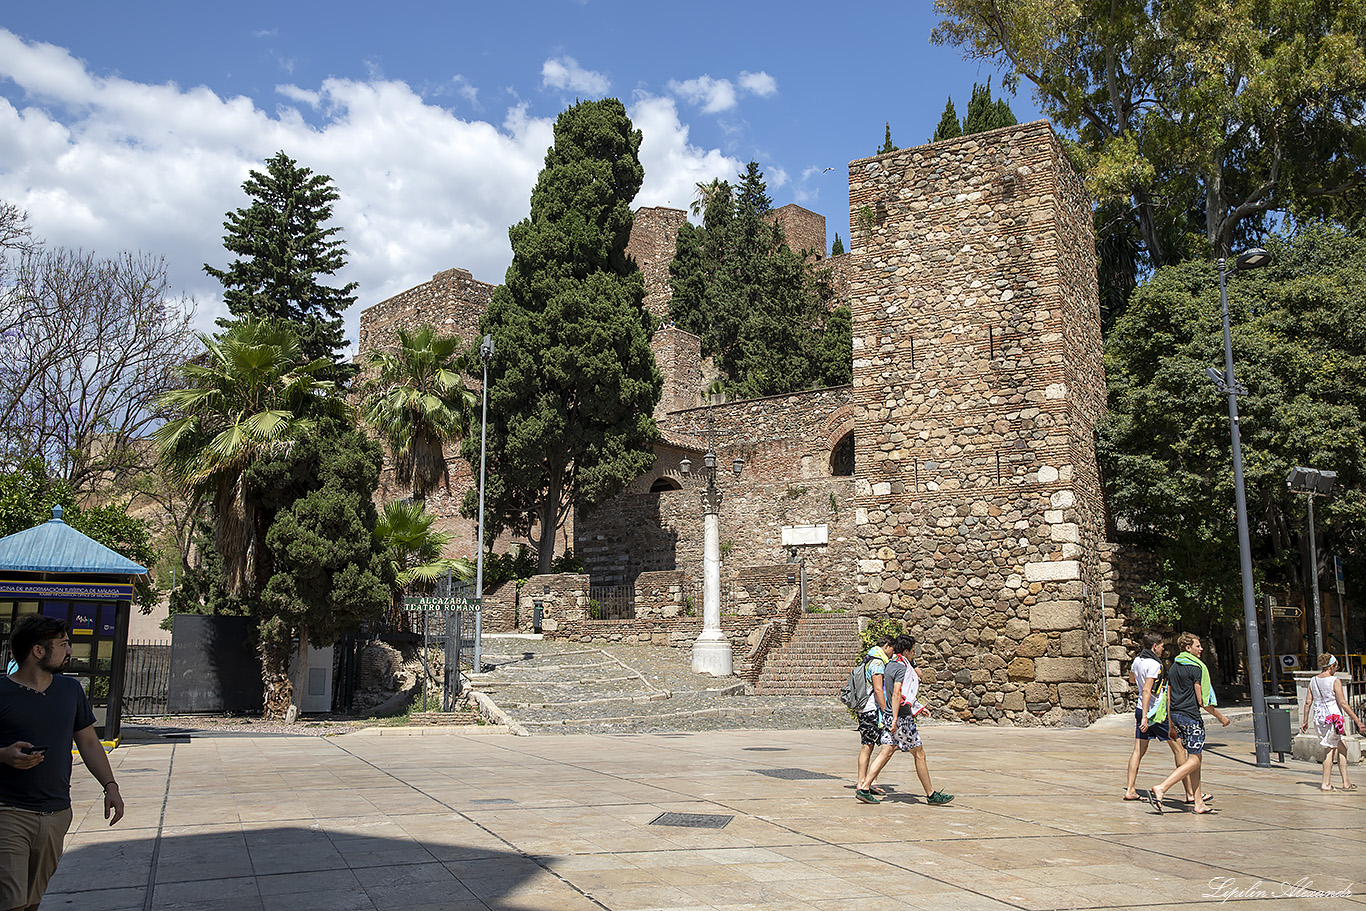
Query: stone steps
[[754, 612, 860, 696]]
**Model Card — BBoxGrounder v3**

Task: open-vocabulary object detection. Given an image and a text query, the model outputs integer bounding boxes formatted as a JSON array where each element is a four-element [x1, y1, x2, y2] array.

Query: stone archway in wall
[[824, 408, 856, 477], [649, 477, 682, 493]]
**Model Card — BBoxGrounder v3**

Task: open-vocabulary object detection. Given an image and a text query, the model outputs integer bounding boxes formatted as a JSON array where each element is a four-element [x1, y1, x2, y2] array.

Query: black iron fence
[[122, 640, 172, 716]]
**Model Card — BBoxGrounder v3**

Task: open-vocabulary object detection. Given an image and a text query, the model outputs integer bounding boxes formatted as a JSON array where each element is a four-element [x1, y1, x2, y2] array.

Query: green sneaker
[[926, 790, 954, 805], [855, 789, 882, 804]]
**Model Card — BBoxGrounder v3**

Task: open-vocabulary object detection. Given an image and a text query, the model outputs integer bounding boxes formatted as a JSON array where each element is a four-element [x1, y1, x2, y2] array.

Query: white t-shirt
[[1132, 655, 1162, 714]]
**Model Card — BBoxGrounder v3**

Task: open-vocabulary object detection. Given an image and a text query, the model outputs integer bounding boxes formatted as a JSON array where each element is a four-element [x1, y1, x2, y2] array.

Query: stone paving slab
[[42, 721, 1366, 910]]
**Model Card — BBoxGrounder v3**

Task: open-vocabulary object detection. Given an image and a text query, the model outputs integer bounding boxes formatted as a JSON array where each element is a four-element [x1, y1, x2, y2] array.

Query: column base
[[691, 636, 733, 677]]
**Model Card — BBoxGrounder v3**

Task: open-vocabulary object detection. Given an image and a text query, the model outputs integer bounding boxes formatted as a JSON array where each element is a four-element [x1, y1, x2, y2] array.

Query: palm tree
[[153, 319, 345, 599], [360, 326, 475, 502], [690, 178, 728, 218], [374, 499, 473, 629]]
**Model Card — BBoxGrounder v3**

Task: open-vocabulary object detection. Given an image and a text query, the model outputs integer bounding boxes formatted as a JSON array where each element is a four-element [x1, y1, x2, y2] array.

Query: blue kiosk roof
[[0, 506, 147, 575]]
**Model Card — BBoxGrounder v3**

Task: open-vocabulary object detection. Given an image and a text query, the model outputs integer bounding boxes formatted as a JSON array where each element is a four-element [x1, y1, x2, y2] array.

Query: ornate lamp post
[[1287, 466, 1337, 656], [1208, 247, 1272, 766], [680, 446, 744, 675]]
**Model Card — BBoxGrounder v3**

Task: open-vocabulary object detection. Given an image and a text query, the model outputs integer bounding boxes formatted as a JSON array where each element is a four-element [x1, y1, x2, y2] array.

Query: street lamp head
[[679, 458, 691, 478], [732, 456, 744, 477], [1234, 248, 1272, 271], [1287, 466, 1337, 495], [479, 334, 494, 362], [704, 451, 717, 471]]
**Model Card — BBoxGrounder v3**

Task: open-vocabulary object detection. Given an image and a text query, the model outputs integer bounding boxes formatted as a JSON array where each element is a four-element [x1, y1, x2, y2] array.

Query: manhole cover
[[649, 812, 733, 829], [742, 747, 788, 752], [752, 768, 838, 780], [470, 798, 515, 804]]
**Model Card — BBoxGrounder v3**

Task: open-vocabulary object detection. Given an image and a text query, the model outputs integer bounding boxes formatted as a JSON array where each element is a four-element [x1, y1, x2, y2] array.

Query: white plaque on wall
[[781, 524, 829, 546]]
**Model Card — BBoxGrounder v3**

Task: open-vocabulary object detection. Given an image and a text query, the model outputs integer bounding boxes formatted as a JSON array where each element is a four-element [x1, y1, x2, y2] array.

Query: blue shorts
[[1135, 707, 1170, 741], [1170, 712, 1206, 754]]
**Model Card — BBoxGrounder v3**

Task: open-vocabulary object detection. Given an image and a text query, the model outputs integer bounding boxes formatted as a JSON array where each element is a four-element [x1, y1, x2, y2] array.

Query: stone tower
[[848, 120, 1110, 723]]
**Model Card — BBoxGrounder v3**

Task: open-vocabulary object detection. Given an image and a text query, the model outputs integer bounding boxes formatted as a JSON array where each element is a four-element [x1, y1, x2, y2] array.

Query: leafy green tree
[[205, 152, 358, 380], [932, 97, 963, 142], [0, 460, 159, 607], [361, 326, 476, 502], [878, 122, 898, 155], [669, 162, 851, 399], [932, 0, 1366, 274], [960, 78, 1017, 133], [1099, 223, 1366, 637], [153, 319, 345, 600], [470, 99, 663, 574], [831, 233, 845, 257], [250, 418, 390, 717]]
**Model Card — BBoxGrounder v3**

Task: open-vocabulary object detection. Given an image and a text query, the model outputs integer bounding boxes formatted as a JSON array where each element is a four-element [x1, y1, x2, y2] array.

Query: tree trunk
[[286, 629, 309, 724], [260, 632, 294, 721]]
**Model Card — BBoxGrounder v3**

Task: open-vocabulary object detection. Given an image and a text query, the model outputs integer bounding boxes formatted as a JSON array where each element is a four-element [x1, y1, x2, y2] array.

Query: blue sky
[[0, 1, 1039, 351]]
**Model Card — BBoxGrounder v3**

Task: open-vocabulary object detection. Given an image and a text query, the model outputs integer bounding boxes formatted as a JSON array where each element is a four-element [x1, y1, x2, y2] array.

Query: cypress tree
[[932, 98, 963, 142], [470, 99, 662, 574], [831, 233, 845, 257], [878, 122, 898, 155], [961, 78, 1017, 134]]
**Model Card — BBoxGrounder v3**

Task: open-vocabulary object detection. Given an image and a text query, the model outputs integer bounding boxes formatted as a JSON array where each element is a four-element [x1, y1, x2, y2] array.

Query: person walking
[[1123, 632, 1195, 803], [1, 616, 125, 911], [853, 635, 894, 803], [1299, 653, 1363, 792], [1148, 633, 1230, 814], [864, 636, 953, 806]]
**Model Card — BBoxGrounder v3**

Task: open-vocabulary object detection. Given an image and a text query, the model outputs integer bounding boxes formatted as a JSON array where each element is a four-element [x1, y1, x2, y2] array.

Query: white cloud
[[668, 69, 779, 114], [737, 71, 777, 97], [0, 30, 736, 356], [667, 75, 737, 114], [540, 56, 609, 95]]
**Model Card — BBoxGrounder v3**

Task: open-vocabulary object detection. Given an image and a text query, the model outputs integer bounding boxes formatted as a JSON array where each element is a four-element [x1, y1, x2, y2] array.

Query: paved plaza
[[47, 715, 1365, 911]]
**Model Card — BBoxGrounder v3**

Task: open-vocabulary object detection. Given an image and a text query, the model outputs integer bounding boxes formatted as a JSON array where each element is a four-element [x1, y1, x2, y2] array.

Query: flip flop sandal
[[1191, 806, 1215, 814], [1183, 794, 1214, 804], [1123, 794, 1145, 801], [1340, 784, 1358, 791], [1147, 790, 1164, 814]]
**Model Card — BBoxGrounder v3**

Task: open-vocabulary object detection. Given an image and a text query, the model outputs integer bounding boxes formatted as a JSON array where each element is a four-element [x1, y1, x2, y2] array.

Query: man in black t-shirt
[[1, 616, 125, 910], [1147, 632, 1230, 815]]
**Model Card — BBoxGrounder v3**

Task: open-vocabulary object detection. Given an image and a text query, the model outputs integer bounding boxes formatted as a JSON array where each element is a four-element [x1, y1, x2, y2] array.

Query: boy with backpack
[[863, 635, 954, 805], [844, 635, 893, 803]]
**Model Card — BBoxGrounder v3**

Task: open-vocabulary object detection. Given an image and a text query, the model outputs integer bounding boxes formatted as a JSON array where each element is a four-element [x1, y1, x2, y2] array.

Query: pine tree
[[831, 233, 845, 257], [469, 99, 662, 574], [932, 98, 963, 142], [205, 152, 357, 380], [878, 122, 898, 155]]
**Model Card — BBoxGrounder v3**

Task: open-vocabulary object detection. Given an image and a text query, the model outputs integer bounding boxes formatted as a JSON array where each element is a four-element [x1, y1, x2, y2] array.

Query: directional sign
[[1270, 606, 1302, 619], [1335, 555, 1345, 596]]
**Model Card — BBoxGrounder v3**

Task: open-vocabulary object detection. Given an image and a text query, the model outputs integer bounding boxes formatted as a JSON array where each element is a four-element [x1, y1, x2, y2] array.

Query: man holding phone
[[1, 615, 124, 911]]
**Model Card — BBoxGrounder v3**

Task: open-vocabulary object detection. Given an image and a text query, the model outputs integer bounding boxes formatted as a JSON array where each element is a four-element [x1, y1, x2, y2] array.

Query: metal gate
[[121, 641, 172, 716], [402, 594, 481, 712]]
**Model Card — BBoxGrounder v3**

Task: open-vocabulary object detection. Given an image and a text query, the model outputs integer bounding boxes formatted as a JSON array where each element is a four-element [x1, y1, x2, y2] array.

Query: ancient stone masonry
[[357, 268, 494, 355], [626, 206, 688, 318], [576, 386, 860, 613], [770, 203, 827, 261], [847, 120, 1108, 725]]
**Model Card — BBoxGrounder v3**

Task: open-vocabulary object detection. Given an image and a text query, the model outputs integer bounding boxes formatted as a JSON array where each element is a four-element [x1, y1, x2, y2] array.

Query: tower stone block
[[848, 120, 1109, 724]]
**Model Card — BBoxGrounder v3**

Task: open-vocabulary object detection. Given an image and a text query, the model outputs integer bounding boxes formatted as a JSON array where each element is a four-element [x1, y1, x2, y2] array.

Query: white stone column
[[692, 485, 732, 675]]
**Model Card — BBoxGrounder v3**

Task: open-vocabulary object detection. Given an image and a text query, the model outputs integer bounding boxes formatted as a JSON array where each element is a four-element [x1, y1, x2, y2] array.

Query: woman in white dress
[[1299, 653, 1363, 791]]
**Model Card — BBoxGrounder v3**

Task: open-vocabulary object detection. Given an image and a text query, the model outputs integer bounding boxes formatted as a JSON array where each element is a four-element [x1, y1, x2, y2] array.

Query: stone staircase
[[754, 612, 860, 696]]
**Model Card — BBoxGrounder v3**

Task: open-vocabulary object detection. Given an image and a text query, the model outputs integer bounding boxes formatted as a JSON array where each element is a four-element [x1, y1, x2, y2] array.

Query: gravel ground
[[121, 635, 862, 739], [473, 635, 857, 735]]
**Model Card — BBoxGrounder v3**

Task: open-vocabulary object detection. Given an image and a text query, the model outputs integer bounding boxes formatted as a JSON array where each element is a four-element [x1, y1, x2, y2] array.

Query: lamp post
[[473, 334, 494, 671], [1209, 247, 1272, 767], [1287, 466, 1337, 656], [679, 446, 744, 675]]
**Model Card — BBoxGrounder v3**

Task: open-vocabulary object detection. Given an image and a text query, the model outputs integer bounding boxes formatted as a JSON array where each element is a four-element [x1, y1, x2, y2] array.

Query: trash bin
[[1266, 697, 1294, 760]]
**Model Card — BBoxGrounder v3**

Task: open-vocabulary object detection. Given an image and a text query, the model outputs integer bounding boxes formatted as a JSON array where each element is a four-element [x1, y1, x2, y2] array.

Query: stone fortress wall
[[846, 120, 1117, 723], [356, 120, 1139, 722]]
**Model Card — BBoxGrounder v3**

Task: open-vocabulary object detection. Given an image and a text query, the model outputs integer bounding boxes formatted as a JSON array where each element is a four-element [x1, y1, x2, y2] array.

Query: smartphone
[[20, 746, 48, 755]]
